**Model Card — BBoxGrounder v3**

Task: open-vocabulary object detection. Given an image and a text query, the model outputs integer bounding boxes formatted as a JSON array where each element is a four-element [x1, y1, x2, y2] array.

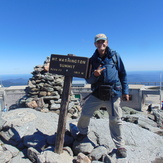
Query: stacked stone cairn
[[20, 57, 81, 118]]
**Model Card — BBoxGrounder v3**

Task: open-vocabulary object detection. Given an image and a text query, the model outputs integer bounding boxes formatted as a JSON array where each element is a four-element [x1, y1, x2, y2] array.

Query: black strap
[[111, 51, 118, 69]]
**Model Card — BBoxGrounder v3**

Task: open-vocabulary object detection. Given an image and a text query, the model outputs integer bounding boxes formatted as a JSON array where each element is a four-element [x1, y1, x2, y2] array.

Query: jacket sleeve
[[85, 57, 99, 84], [116, 54, 129, 95], [86, 72, 99, 84]]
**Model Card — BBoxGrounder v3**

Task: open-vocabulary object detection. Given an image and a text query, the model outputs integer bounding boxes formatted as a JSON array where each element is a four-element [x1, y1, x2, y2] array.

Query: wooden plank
[[54, 75, 72, 154]]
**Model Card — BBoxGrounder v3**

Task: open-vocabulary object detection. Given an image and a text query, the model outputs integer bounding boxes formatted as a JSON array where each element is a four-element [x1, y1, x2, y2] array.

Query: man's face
[[94, 40, 108, 54]]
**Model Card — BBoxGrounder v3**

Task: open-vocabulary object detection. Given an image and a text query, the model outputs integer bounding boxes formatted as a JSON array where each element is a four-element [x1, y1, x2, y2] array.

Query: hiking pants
[[77, 94, 125, 148]]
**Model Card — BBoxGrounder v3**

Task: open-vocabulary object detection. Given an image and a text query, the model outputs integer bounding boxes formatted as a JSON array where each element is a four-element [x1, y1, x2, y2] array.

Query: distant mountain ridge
[[1, 71, 163, 87], [2, 78, 29, 87]]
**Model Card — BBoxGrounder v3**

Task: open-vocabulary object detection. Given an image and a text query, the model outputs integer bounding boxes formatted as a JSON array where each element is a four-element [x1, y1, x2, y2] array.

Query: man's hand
[[122, 94, 130, 101], [94, 65, 106, 77]]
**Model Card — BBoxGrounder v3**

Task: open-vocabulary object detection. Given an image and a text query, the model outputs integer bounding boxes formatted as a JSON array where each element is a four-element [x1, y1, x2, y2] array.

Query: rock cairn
[[20, 57, 81, 118]]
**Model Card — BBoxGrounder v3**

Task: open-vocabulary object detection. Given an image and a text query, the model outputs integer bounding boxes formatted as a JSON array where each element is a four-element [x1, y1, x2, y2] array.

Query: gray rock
[[53, 86, 63, 93], [28, 80, 36, 88], [89, 119, 115, 150], [63, 146, 74, 156], [10, 154, 23, 163], [122, 116, 139, 124], [76, 152, 91, 163], [44, 75, 54, 81], [103, 154, 113, 163], [39, 91, 47, 96], [89, 145, 108, 161], [3, 144, 19, 157], [43, 87, 54, 92], [50, 103, 61, 110], [123, 122, 163, 162], [0, 108, 59, 146], [93, 109, 109, 119], [43, 95, 60, 100], [122, 106, 139, 115], [153, 109, 163, 127], [125, 113, 163, 133], [73, 139, 94, 155], [27, 147, 40, 163], [0, 126, 24, 148], [152, 157, 163, 163], [12, 149, 32, 163], [11, 153, 32, 163], [0, 150, 12, 162], [37, 150, 74, 163], [54, 78, 64, 86]]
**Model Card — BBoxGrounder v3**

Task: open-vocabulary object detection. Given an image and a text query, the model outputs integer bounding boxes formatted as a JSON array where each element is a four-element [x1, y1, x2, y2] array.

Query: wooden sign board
[[49, 54, 91, 79]]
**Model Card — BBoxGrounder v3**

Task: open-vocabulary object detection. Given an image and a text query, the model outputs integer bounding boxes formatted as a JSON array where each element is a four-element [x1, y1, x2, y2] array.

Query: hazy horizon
[[0, 70, 163, 83]]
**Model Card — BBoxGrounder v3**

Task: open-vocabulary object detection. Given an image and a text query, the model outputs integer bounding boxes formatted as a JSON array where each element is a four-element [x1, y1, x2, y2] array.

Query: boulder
[[153, 109, 163, 128], [26, 101, 38, 108], [89, 146, 108, 161], [37, 149, 74, 163], [76, 152, 91, 163]]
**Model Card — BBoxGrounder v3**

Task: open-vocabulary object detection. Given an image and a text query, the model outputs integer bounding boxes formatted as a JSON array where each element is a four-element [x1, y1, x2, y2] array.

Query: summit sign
[[49, 54, 91, 78], [49, 53, 91, 154]]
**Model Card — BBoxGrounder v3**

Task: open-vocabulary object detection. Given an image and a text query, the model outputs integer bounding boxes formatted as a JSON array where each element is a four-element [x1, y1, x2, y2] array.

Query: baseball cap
[[94, 33, 108, 42]]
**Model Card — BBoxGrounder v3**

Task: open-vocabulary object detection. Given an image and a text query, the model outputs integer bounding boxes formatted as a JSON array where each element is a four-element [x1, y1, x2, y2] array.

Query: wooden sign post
[[54, 75, 72, 154], [49, 54, 90, 154]]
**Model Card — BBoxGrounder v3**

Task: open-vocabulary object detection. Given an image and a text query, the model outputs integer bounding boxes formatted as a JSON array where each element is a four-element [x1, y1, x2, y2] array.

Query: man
[[76, 34, 129, 158]]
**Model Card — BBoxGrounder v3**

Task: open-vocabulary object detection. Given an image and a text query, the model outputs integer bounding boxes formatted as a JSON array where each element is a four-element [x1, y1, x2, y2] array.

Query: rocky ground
[[0, 106, 163, 163]]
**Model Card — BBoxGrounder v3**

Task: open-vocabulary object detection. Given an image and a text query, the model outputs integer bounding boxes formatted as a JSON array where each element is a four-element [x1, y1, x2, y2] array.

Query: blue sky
[[0, 0, 163, 75]]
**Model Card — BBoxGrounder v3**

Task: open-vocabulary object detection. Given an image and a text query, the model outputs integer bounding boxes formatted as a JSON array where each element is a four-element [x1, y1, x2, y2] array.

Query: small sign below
[[49, 54, 91, 79]]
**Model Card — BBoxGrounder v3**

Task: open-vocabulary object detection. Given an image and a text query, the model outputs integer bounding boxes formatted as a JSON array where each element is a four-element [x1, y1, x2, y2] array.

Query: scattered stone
[[26, 101, 38, 108], [122, 106, 139, 115], [89, 145, 108, 161], [152, 157, 163, 163], [3, 144, 19, 157], [27, 147, 40, 162], [73, 139, 95, 155], [76, 152, 91, 163], [37, 149, 74, 163], [153, 109, 163, 128], [122, 116, 139, 124]]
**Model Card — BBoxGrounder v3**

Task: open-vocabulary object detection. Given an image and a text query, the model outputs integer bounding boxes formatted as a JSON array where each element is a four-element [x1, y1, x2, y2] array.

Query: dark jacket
[[86, 47, 129, 97]]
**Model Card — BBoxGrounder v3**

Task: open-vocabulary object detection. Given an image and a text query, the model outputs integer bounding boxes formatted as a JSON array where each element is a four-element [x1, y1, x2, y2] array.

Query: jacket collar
[[92, 46, 113, 59]]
